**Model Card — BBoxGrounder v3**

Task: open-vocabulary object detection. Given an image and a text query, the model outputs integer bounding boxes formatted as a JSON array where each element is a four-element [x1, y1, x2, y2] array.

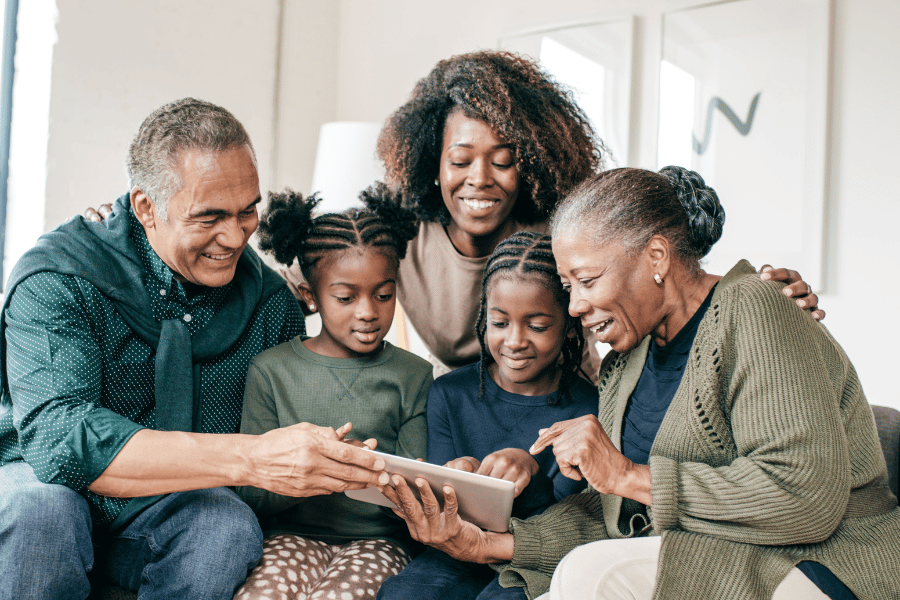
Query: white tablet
[[344, 451, 515, 533]]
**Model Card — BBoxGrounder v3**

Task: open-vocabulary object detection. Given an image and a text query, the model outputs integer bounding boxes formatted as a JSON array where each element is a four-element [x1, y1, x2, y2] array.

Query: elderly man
[[0, 98, 388, 599]]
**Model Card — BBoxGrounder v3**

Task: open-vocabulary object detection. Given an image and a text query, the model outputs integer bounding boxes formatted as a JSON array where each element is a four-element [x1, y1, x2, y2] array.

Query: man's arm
[[88, 424, 388, 498], [7, 272, 387, 499]]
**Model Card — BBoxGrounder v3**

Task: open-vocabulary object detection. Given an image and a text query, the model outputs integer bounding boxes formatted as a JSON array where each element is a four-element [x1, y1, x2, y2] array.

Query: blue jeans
[[377, 547, 527, 600], [0, 461, 262, 600]]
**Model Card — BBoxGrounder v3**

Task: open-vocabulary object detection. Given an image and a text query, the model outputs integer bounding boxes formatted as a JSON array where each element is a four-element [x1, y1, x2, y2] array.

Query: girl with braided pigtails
[[234, 185, 434, 600], [376, 232, 598, 600]]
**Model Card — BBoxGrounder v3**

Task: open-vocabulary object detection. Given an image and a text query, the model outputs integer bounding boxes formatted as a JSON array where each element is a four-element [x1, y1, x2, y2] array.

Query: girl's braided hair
[[474, 231, 585, 404], [257, 182, 419, 282]]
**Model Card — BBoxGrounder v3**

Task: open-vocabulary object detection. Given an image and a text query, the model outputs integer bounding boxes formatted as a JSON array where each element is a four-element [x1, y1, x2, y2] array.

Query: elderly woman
[[380, 167, 900, 600]]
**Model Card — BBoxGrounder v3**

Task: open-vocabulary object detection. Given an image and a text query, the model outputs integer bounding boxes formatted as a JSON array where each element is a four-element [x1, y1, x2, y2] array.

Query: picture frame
[[658, 0, 831, 290], [500, 17, 635, 168]]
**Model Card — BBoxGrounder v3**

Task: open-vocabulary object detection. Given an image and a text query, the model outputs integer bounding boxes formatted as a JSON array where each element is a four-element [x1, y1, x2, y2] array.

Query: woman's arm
[[649, 278, 850, 545], [530, 415, 652, 506], [380, 476, 515, 563]]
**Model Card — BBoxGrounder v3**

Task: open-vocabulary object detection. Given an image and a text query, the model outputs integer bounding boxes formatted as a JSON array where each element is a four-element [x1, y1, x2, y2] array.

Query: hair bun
[[658, 166, 725, 258]]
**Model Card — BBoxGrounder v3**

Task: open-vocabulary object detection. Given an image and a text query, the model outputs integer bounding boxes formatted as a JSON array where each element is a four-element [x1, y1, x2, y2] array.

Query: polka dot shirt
[[0, 212, 303, 528]]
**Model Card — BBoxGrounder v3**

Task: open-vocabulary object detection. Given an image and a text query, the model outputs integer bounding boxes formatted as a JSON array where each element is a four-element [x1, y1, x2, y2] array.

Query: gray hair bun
[[658, 166, 725, 259]]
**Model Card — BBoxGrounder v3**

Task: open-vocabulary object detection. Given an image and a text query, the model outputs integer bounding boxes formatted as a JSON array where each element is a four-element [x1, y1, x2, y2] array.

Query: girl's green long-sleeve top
[[495, 261, 900, 600], [237, 337, 433, 548]]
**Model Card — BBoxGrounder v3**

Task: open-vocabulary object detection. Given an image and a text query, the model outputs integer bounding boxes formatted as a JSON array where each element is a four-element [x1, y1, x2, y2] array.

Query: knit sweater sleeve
[[490, 488, 610, 598], [649, 276, 851, 545]]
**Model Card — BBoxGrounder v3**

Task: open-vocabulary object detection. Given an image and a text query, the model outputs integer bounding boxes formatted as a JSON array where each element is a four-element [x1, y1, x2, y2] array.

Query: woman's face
[[553, 229, 661, 354], [439, 109, 519, 254]]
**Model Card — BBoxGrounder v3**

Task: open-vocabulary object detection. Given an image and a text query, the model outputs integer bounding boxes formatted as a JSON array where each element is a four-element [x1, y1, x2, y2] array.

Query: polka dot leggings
[[234, 534, 410, 600]]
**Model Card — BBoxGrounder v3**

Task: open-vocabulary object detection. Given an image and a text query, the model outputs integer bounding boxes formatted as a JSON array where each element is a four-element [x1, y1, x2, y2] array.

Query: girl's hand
[[530, 415, 652, 506], [444, 456, 480, 472], [759, 265, 825, 321], [477, 448, 539, 497], [377, 475, 508, 563]]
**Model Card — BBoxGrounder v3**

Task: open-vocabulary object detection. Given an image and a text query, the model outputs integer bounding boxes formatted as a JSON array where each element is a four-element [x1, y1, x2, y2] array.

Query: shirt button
[[159, 289, 167, 296], [183, 314, 192, 322]]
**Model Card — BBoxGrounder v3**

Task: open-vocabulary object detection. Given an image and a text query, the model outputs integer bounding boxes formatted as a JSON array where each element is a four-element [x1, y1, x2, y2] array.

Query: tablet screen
[[344, 451, 515, 532]]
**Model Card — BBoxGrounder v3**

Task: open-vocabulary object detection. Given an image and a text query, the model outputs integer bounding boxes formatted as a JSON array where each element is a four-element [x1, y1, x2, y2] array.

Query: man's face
[[138, 145, 260, 287]]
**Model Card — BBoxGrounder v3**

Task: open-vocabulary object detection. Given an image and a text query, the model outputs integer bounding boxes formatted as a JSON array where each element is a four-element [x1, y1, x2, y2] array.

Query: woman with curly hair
[[375, 50, 822, 375]]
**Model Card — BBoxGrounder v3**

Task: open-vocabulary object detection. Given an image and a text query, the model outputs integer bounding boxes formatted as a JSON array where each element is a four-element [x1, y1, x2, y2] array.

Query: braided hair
[[257, 182, 419, 283], [474, 231, 585, 404], [551, 166, 725, 278]]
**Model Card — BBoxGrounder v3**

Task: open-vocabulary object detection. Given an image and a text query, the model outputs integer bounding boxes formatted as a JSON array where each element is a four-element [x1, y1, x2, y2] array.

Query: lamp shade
[[309, 121, 384, 214]]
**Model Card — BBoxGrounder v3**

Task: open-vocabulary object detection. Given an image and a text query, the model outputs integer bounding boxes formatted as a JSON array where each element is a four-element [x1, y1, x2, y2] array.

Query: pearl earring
[[654, 273, 663, 285]]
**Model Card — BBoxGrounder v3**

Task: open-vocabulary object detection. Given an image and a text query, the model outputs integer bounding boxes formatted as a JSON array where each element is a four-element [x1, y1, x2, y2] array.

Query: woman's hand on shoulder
[[477, 448, 539, 497], [530, 415, 652, 505], [759, 264, 825, 321], [83, 203, 113, 222]]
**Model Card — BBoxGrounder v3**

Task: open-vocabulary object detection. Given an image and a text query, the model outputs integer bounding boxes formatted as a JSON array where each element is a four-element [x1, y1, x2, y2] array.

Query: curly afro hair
[[377, 50, 605, 226]]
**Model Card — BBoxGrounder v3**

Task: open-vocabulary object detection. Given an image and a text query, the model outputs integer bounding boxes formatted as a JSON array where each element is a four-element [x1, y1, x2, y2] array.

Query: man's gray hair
[[126, 98, 257, 221]]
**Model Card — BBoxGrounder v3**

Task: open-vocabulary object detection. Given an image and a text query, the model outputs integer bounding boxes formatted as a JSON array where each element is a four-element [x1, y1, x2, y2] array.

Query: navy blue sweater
[[426, 363, 598, 518]]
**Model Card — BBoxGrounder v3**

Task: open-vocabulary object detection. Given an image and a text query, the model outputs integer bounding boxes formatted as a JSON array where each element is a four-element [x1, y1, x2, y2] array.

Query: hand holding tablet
[[344, 450, 515, 532]]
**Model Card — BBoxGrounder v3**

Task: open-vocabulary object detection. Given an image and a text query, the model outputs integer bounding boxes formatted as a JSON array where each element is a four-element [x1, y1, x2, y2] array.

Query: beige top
[[397, 220, 549, 371]]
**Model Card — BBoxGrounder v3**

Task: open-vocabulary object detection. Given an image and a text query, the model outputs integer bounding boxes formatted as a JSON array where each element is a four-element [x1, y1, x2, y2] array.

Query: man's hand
[[247, 422, 389, 497]]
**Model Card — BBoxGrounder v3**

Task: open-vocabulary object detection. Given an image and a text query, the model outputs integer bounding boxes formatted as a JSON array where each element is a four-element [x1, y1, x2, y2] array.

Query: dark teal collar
[[1, 193, 289, 432]]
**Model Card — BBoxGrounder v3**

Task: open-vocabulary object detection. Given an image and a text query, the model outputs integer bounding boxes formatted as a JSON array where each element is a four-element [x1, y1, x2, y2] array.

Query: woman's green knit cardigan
[[494, 261, 900, 600]]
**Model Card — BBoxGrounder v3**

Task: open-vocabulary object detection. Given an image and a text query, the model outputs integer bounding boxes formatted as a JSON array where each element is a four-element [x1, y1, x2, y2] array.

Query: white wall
[[7, 0, 900, 410], [13, 0, 339, 238]]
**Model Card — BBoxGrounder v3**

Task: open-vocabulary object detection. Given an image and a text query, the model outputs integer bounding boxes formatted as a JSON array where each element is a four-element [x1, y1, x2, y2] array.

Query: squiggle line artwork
[[693, 93, 761, 155]]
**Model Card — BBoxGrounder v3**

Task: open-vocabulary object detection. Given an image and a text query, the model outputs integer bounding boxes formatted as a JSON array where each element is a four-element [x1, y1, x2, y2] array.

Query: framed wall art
[[501, 17, 635, 167], [658, 0, 831, 290]]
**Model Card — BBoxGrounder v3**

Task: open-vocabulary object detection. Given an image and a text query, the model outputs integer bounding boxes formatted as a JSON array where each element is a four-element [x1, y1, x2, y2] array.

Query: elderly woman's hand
[[531, 415, 652, 506], [377, 475, 514, 563], [759, 265, 825, 321]]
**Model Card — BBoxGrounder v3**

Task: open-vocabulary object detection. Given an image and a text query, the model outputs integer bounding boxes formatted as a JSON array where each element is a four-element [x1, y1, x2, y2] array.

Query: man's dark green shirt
[[0, 210, 303, 529]]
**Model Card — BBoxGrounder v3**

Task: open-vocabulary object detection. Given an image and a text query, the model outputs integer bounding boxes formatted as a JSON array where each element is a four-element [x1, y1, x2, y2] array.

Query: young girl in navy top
[[235, 185, 433, 600], [378, 231, 599, 600]]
